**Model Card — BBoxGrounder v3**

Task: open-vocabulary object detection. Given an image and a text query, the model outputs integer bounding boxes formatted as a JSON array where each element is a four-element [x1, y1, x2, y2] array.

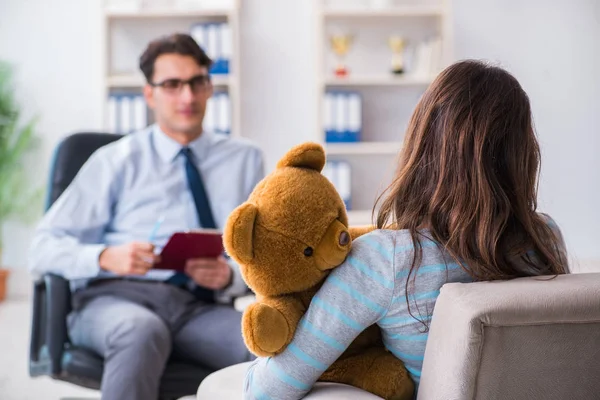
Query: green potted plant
[[0, 61, 41, 301]]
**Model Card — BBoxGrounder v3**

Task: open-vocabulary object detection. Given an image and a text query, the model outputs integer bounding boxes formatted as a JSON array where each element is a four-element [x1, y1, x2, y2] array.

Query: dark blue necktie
[[166, 147, 217, 303]]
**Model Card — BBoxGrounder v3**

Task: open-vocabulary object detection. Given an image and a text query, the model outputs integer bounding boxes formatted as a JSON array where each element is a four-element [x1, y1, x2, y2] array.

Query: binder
[[323, 161, 352, 211], [347, 93, 361, 142], [325, 92, 361, 143], [190, 23, 207, 51], [337, 161, 352, 210], [107, 95, 118, 133], [207, 24, 219, 65], [220, 23, 232, 75], [120, 96, 132, 134], [133, 95, 147, 131], [190, 23, 231, 75], [204, 96, 216, 133], [322, 161, 335, 184], [218, 93, 231, 134], [334, 93, 346, 142], [324, 93, 335, 142]]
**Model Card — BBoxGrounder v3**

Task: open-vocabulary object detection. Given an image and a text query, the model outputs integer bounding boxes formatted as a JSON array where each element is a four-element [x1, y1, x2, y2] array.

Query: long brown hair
[[376, 60, 567, 309]]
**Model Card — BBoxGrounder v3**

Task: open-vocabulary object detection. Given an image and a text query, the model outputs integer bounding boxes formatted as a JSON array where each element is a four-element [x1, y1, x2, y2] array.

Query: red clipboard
[[154, 229, 224, 272]]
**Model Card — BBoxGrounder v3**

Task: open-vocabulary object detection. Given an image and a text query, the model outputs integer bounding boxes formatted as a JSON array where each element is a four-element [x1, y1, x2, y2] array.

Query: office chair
[[28, 132, 213, 399]]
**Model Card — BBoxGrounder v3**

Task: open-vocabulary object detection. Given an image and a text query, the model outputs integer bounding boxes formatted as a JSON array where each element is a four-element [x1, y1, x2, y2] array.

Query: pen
[[148, 214, 165, 243], [142, 215, 165, 264]]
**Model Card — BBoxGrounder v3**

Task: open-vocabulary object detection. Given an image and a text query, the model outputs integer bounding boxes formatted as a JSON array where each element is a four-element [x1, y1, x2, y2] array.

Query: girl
[[244, 60, 568, 399]]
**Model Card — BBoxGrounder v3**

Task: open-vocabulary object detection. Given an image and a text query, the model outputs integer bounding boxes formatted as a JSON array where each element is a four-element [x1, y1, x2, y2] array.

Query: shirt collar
[[152, 124, 211, 163]]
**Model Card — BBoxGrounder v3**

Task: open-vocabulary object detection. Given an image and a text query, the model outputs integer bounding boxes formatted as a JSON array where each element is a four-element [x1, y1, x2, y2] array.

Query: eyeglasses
[[150, 74, 212, 94]]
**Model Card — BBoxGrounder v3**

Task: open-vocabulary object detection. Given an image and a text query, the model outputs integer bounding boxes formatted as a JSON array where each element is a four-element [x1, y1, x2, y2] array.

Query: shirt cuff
[[215, 258, 249, 304], [74, 244, 106, 280]]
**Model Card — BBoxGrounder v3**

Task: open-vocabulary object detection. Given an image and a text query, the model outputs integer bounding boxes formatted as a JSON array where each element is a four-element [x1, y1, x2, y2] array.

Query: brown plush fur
[[223, 142, 414, 400]]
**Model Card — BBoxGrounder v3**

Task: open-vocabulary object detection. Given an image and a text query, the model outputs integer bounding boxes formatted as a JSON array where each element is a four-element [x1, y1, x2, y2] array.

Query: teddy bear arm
[[242, 296, 305, 357], [320, 346, 414, 400], [348, 225, 376, 240]]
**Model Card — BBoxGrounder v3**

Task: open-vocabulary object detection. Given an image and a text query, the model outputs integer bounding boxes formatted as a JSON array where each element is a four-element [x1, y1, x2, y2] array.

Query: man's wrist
[[98, 247, 111, 271], [221, 266, 234, 290]]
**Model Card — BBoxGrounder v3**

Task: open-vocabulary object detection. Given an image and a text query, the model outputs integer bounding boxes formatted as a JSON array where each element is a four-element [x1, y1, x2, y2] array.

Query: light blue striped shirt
[[28, 125, 264, 302], [244, 217, 566, 399]]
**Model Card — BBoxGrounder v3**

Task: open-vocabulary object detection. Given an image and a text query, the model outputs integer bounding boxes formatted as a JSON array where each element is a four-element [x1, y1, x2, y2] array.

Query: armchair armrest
[[29, 273, 72, 378]]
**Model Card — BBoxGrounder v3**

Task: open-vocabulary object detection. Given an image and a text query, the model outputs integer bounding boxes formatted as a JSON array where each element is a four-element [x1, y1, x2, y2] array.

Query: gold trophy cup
[[388, 35, 406, 75], [330, 33, 353, 77]]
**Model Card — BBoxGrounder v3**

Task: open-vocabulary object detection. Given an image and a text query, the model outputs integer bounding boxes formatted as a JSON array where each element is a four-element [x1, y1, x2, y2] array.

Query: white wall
[[0, 0, 105, 294], [0, 0, 598, 286], [452, 0, 600, 270]]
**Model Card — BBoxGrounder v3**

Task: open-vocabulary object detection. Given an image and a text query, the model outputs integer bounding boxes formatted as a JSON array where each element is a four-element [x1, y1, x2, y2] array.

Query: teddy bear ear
[[276, 142, 325, 172], [223, 202, 258, 264]]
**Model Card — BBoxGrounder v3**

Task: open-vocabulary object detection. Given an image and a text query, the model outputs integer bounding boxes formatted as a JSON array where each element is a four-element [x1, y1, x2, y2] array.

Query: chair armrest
[[29, 273, 71, 377], [197, 362, 383, 400], [418, 273, 600, 400]]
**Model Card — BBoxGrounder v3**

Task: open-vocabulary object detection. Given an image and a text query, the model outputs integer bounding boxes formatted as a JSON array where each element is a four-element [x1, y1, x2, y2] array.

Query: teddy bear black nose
[[304, 247, 314, 257], [339, 231, 350, 246]]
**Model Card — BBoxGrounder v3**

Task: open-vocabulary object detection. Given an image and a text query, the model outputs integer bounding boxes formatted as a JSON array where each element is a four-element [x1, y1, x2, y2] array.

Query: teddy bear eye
[[303, 247, 314, 257]]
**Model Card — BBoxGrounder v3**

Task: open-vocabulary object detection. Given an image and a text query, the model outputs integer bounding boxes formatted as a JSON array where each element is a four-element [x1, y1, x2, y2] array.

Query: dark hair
[[376, 60, 567, 322], [139, 33, 212, 83]]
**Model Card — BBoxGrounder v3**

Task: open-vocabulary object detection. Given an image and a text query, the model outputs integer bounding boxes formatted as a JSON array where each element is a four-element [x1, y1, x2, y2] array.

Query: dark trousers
[[67, 280, 254, 400]]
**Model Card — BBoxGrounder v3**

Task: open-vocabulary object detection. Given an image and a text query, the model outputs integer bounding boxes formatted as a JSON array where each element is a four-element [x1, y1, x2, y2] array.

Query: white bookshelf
[[101, 0, 242, 137], [325, 74, 434, 87], [316, 0, 453, 225]]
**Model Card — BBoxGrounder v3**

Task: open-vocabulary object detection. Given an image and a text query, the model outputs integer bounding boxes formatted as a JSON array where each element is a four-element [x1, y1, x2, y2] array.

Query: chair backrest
[[46, 132, 124, 210], [418, 273, 600, 400]]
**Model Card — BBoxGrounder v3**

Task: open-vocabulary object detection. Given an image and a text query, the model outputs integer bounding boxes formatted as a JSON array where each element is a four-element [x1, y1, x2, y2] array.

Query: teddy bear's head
[[223, 142, 352, 297]]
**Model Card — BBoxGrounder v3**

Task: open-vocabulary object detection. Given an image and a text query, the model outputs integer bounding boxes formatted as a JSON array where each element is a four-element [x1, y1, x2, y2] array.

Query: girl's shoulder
[[352, 229, 416, 255]]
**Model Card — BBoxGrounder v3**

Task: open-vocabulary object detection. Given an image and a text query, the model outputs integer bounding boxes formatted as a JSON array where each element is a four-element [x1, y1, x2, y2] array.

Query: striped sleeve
[[244, 230, 396, 400]]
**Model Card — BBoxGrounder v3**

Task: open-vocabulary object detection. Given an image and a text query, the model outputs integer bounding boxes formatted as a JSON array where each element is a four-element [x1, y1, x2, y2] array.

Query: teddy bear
[[223, 142, 414, 400]]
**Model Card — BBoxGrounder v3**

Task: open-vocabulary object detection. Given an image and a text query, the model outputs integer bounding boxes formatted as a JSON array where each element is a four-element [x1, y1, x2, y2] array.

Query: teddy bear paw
[[242, 303, 290, 357]]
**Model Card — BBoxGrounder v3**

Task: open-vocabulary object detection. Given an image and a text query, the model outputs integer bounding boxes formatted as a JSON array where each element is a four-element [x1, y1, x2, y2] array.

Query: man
[[28, 33, 263, 400]]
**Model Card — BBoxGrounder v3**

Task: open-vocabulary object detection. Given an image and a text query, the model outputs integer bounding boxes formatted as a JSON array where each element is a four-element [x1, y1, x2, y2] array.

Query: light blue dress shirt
[[28, 125, 265, 303]]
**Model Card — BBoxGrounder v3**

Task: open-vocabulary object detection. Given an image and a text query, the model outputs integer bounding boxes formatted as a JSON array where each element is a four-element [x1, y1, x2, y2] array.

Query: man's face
[[144, 53, 212, 137]]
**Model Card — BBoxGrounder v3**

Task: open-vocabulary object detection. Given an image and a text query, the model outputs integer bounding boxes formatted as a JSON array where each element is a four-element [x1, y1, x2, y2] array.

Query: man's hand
[[99, 241, 160, 276], [185, 255, 232, 290]]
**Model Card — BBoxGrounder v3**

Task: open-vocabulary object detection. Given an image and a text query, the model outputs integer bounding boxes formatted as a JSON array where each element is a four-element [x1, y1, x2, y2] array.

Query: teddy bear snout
[[314, 220, 352, 271], [339, 231, 350, 246]]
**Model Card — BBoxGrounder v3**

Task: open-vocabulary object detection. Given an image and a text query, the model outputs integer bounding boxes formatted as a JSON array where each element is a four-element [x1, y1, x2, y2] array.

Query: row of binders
[[322, 160, 352, 211], [107, 92, 232, 135], [204, 92, 232, 135], [191, 23, 232, 75], [107, 93, 148, 134], [323, 91, 362, 143]]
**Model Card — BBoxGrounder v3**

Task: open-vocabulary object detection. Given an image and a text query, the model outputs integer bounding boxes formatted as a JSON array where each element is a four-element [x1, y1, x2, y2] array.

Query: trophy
[[330, 33, 353, 77], [388, 35, 406, 75]]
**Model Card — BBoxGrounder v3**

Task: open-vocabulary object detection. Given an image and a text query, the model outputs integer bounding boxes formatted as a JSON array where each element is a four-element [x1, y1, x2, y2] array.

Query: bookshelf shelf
[[105, 9, 233, 19], [326, 141, 402, 155], [324, 75, 434, 87], [322, 6, 444, 19]]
